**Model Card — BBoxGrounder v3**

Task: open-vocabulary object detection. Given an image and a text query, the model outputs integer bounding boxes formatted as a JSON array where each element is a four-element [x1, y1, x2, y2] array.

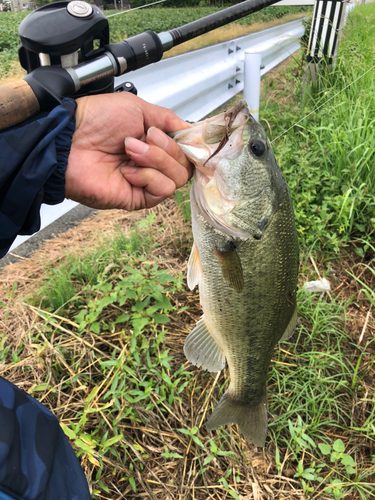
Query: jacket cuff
[[42, 98, 76, 205]]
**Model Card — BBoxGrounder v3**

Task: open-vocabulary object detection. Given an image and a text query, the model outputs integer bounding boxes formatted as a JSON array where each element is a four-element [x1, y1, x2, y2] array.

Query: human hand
[[65, 93, 193, 211]]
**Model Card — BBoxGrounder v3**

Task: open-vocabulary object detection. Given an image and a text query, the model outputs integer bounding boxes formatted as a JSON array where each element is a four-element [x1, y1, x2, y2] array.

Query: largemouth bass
[[173, 101, 299, 446]]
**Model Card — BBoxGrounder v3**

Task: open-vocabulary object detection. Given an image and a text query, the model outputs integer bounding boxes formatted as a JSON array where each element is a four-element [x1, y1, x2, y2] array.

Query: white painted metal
[[243, 51, 262, 121], [10, 19, 304, 253], [116, 19, 304, 122]]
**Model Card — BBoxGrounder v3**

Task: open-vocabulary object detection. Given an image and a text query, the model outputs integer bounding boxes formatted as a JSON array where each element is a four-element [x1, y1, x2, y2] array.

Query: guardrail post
[[243, 51, 262, 122], [304, 0, 348, 86]]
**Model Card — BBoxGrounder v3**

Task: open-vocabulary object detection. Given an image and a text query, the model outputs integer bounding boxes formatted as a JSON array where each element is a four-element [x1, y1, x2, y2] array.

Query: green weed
[[26, 254, 192, 497], [1, 5, 374, 499], [35, 214, 158, 312], [261, 2, 375, 252]]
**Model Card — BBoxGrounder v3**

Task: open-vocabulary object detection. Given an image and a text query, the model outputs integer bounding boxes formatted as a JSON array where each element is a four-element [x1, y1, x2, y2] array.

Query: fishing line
[[107, 0, 167, 18], [270, 63, 375, 144]]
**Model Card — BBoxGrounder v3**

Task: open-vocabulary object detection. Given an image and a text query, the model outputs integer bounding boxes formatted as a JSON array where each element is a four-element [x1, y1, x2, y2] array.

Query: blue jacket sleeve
[[0, 98, 77, 259]]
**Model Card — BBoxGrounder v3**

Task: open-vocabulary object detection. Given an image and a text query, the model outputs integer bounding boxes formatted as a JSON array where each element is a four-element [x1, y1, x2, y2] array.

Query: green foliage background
[[0, 4, 374, 498], [261, 3, 375, 253]]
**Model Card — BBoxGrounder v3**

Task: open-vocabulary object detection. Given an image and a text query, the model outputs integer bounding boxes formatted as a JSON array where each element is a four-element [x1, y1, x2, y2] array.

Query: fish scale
[[173, 101, 299, 446]]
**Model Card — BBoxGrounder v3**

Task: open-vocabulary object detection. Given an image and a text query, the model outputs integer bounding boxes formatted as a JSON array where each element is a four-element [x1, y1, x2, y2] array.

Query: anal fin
[[184, 316, 225, 373], [280, 307, 297, 342]]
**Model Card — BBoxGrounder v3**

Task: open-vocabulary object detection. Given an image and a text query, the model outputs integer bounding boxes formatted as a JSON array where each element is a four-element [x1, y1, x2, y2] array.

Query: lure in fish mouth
[[171, 100, 249, 169], [173, 101, 299, 447]]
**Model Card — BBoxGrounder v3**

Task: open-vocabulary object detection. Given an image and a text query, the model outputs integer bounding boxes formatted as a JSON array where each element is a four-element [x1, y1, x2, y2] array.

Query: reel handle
[[0, 80, 40, 131]]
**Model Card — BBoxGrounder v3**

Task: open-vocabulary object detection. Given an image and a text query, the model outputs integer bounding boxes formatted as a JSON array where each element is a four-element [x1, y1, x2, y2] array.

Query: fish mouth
[[173, 101, 255, 238], [171, 101, 250, 174]]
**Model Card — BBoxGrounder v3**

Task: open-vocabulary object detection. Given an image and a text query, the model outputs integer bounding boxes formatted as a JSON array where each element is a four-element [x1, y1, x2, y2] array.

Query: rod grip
[[0, 80, 40, 131]]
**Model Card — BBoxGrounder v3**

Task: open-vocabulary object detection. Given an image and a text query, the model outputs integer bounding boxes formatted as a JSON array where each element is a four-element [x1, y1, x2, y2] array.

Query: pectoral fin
[[280, 307, 297, 341], [215, 248, 244, 292], [187, 242, 201, 291], [184, 316, 226, 373]]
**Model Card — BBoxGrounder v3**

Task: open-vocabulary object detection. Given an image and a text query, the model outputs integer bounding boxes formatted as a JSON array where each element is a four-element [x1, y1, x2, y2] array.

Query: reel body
[[18, 1, 114, 98]]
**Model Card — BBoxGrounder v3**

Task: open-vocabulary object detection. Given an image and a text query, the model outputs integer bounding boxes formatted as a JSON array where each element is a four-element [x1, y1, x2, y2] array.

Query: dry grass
[[1, 196, 374, 499]]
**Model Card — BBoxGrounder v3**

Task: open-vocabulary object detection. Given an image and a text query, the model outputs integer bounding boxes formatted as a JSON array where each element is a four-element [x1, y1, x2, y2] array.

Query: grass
[[0, 3, 374, 500], [1, 197, 374, 499], [35, 214, 159, 312], [259, 3, 375, 254]]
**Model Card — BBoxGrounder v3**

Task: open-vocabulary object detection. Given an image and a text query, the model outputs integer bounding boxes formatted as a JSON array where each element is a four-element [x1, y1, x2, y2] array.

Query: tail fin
[[206, 390, 268, 447]]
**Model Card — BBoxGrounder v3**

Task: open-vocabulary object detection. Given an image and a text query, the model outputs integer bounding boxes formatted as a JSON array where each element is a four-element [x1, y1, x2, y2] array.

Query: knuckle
[[161, 179, 176, 197]]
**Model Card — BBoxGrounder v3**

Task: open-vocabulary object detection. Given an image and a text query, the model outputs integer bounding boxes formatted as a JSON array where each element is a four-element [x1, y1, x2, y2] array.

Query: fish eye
[[249, 139, 266, 157]]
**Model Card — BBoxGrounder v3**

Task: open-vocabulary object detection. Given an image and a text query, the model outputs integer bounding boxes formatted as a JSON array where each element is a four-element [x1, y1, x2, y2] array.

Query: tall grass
[[262, 2, 375, 252]]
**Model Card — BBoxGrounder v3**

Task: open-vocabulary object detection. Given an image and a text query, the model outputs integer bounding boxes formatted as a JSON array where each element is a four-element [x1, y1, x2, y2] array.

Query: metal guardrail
[[116, 18, 304, 122], [9, 18, 304, 254]]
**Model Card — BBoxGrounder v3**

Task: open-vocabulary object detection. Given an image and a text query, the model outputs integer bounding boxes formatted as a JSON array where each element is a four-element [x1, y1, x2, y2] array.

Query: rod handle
[[0, 80, 40, 131]]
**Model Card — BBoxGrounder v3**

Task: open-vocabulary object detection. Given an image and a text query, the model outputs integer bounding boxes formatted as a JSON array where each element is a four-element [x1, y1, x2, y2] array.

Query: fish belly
[[187, 192, 298, 445]]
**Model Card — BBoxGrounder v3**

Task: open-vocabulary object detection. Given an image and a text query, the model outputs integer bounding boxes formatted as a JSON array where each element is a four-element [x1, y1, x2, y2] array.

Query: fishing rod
[[0, 0, 280, 130]]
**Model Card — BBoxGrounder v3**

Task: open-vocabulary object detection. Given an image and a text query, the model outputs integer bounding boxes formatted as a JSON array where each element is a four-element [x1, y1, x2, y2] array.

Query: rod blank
[[167, 0, 281, 47]]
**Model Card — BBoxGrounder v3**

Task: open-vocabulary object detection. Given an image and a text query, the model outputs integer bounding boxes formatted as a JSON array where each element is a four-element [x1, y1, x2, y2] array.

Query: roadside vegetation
[[0, 3, 374, 500], [261, 4, 375, 256]]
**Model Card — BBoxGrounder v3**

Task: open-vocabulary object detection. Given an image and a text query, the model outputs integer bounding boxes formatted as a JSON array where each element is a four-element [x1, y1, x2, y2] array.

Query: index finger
[[146, 127, 194, 178], [140, 98, 193, 134]]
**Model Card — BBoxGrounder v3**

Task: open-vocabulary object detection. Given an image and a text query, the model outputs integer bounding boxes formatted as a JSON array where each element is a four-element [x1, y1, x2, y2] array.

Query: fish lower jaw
[[193, 177, 237, 222], [194, 168, 212, 186]]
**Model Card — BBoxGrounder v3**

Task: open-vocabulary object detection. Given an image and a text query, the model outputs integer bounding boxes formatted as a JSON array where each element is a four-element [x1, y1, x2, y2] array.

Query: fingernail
[[121, 165, 138, 175], [147, 127, 169, 149], [125, 137, 149, 155]]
